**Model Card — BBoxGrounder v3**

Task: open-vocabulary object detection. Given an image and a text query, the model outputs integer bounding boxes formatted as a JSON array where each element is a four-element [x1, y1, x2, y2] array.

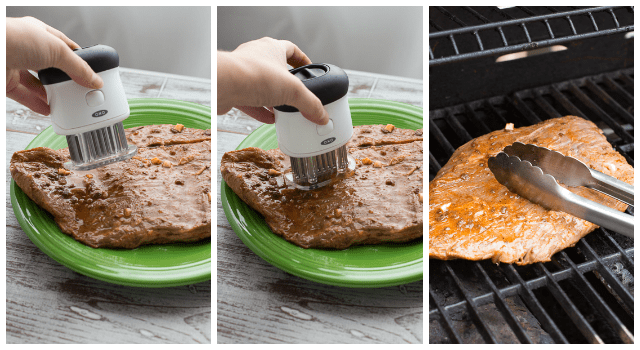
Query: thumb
[[54, 46, 104, 89], [285, 78, 330, 125]]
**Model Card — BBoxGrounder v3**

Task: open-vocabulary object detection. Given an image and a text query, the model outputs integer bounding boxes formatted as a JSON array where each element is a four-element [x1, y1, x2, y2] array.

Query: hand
[[6, 17, 104, 116], [217, 37, 329, 125]]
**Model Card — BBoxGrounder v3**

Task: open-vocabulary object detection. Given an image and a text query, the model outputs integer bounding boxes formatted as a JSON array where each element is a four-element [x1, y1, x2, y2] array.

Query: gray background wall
[[7, 6, 422, 80], [7, 6, 211, 79], [218, 6, 423, 80]]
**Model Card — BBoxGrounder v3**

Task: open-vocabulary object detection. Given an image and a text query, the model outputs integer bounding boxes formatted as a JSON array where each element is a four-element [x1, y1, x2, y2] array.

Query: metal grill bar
[[464, 104, 493, 134], [430, 6, 633, 66], [476, 264, 533, 343], [587, 12, 599, 31], [449, 35, 460, 55], [429, 118, 456, 156], [510, 94, 543, 124], [601, 229, 634, 266], [429, 151, 441, 172], [429, 18, 443, 31], [602, 76, 633, 106], [608, 9, 620, 28], [429, 251, 632, 315], [444, 111, 472, 142], [584, 80, 634, 124], [549, 86, 588, 120], [555, 250, 633, 343], [431, 27, 633, 66], [567, 83, 634, 143], [577, 240, 634, 310], [482, 100, 508, 126], [565, 15, 578, 34], [464, 3, 510, 49], [619, 72, 634, 87], [429, 290, 463, 343], [430, 7, 623, 38], [537, 262, 603, 343], [501, 264, 569, 343], [443, 262, 499, 343], [436, 6, 468, 27], [533, 92, 563, 119]]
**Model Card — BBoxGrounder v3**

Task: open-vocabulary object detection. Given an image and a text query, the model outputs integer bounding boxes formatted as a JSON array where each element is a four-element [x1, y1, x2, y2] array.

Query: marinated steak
[[221, 125, 424, 249], [11, 124, 212, 249], [429, 116, 633, 265], [127, 123, 211, 147]]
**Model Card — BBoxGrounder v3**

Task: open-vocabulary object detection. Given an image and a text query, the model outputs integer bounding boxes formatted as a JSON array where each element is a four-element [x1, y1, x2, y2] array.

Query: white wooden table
[[6, 67, 211, 344], [217, 69, 423, 344]]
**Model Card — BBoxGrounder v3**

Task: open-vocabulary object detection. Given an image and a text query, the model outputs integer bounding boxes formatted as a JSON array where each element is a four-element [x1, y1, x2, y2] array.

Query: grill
[[429, 6, 634, 109], [429, 6, 633, 344]]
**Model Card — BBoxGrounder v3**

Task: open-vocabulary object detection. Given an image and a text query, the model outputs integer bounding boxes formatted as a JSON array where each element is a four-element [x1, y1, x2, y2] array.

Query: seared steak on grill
[[429, 116, 633, 265]]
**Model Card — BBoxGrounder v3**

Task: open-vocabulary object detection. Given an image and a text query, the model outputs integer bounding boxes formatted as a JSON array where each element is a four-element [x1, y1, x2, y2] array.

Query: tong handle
[[564, 190, 634, 238], [590, 169, 634, 206]]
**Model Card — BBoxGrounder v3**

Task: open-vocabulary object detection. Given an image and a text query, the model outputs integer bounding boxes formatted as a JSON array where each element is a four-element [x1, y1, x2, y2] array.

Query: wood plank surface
[[6, 68, 212, 344], [216, 69, 423, 344]]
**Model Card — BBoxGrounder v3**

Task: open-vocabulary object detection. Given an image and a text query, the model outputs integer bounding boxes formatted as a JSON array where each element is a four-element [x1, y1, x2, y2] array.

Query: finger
[[7, 84, 51, 116], [236, 106, 276, 124], [279, 40, 312, 68], [54, 45, 104, 89], [283, 78, 329, 125], [46, 26, 81, 50], [19, 70, 48, 103]]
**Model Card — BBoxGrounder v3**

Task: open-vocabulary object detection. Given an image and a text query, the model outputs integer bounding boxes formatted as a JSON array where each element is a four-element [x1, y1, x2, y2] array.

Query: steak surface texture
[[220, 125, 424, 249], [10, 124, 212, 249], [429, 116, 633, 265]]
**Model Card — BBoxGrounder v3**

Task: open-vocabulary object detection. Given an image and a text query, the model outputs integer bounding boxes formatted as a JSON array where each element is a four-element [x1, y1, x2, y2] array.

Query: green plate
[[10, 98, 211, 288], [221, 98, 423, 288]]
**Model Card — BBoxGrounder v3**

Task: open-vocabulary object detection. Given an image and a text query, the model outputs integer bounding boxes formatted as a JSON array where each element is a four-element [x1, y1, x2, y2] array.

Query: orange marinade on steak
[[10, 124, 212, 249], [221, 125, 424, 249], [429, 116, 633, 265]]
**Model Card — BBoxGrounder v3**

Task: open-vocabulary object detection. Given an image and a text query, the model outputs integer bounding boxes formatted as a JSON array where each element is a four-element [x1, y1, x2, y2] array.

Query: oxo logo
[[92, 110, 108, 118]]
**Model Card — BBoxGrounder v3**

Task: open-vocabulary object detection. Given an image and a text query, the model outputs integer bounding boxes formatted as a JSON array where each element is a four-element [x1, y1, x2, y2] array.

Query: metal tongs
[[488, 142, 634, 238]]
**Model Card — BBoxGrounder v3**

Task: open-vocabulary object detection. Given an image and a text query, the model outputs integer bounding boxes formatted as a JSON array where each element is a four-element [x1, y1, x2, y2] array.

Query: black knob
[[274, 63, 349, 112]]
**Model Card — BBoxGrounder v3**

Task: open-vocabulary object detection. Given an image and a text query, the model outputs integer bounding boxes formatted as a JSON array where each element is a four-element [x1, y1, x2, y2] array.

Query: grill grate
[[429, 68, 634, 344], [429, 6, 634, 66]]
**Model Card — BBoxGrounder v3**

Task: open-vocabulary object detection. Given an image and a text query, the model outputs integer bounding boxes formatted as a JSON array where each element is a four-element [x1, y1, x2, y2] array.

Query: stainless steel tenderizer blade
[[488, 149, 633, 238], [65, 122, 138, 171], [288, 145, 353, 190]]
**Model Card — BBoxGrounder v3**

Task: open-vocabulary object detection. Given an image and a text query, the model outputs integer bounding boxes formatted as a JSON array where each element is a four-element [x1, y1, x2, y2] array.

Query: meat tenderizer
[[274, 63, 355, 190], [38, 45, 137, 170]]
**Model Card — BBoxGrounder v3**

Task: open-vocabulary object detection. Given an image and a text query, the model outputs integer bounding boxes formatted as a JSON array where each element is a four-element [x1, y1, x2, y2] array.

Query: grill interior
[[429, 68, 634, 344], [429, 6, 634, 66]]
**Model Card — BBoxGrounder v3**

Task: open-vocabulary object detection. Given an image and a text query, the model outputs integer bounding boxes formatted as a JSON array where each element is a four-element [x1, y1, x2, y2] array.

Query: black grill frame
[[428, 68, 634, 344], [429, 6, 634, 66]]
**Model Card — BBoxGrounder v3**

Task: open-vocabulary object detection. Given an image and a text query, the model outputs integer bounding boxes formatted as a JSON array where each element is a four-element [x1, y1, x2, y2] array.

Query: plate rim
[[9, 98, 212, 288], [221, 98, 423, 288]]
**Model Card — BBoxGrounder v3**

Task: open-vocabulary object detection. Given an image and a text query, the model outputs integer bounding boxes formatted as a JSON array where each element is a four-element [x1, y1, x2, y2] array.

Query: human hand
[[217, 37, 329, 125], [6, 16, 104, 116]]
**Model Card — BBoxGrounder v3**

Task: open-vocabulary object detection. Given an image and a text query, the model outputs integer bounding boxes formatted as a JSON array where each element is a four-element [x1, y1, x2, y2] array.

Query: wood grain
[[216, 69, 423, 344], [6, 68, 211, 344]]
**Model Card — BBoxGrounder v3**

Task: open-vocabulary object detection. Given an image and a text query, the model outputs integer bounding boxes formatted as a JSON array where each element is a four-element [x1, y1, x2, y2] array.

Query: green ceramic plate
[[221, 98, 423, 288], [10, 98, 211, 288]]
